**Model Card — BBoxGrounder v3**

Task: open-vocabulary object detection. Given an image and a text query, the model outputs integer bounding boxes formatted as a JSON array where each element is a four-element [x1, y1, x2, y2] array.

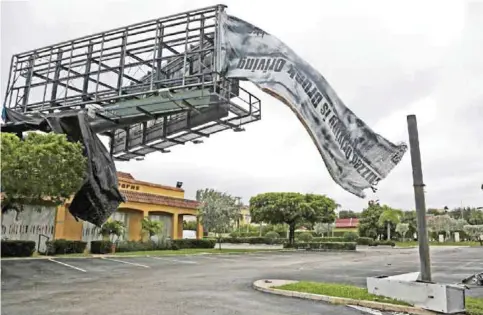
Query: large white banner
[[219, 13, 407, 198]]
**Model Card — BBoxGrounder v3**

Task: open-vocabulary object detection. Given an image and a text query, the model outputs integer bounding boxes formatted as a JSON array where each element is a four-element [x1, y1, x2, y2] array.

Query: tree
[[401, 210, 417, 239], [141, 218, 164, 240], [314, 222, 334, 237], [338, 210, 360, 219], [359, 202, 385, 239], [100, 220, 125, 242], [196, 188, 241, 250], [1, 132, 86, 212], [183, 220, 197, 231], [378, 208, 400, 240], [427, 215, 454, 240], [395, 223, 409, 241], [463, 225, 483, 245], [250, 192, 337, 245]]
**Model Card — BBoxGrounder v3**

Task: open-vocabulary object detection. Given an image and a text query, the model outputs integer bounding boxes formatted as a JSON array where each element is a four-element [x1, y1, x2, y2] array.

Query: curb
[[253, 279, 438, 315]]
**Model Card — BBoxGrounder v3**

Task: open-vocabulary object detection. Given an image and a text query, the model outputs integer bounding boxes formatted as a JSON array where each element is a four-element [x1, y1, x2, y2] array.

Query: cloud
[[1, 0, 481, 211]]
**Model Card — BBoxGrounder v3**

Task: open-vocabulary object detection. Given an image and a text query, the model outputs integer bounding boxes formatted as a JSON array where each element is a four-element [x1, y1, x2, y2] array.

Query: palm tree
[[378, 208, 400, 241]]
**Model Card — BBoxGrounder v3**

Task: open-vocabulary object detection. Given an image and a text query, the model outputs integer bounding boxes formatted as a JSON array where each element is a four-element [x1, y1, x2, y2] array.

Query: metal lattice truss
[[2, 4, 261, 161]]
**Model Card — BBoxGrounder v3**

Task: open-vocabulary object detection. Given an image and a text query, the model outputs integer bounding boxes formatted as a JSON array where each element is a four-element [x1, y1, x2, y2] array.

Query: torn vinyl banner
[[219, 13, 407, 198]]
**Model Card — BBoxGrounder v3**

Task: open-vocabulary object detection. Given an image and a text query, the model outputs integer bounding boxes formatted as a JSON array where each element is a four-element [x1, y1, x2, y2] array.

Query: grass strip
[[276, 281, 483, 315]]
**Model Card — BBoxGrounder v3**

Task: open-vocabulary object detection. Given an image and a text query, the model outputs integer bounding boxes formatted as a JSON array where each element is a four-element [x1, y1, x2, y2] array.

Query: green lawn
[[276, 281, 483, 315], [277, 281, 410, 306], [396, 241, 481, 247]]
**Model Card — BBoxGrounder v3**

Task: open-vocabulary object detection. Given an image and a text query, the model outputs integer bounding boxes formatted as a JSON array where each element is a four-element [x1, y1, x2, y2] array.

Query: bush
[[90, 240, 113, 254], [264, 231, 280, 239], [46, 239, 87, 255], [293, 242, 356, 251], [297, 232, 314, 242], [370, 240, 395, 247], [229, 231, 241, 238], [356, 237, 374, 246], [343, 232, 359, 242], [218, 237, 286, 245], [311, 237, 345, 242], [172, 239, 216, 249], [115, 241, 156, 253], [1, 240, 36, 257], [294, 231, 316, 239]]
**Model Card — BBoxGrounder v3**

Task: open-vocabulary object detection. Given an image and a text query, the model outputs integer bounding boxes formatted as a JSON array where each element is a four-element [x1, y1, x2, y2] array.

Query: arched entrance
[[148, 211, 174, 240], [114, 208, 144, 241]]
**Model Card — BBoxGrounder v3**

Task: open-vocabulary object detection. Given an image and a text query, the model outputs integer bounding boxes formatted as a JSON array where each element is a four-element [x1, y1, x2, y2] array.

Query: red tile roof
[[117, 172, 135, 180], [120, 190, 199, 210], [117, 172, 184, 192], [335, 218, 359, 228]]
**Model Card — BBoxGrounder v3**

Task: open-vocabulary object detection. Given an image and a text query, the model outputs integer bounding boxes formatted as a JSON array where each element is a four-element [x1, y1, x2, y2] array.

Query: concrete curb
[[253, 279, 438, 315]]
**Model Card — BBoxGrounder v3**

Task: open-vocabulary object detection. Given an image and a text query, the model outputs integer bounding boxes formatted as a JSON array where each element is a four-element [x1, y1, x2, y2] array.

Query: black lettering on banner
[[245, 58, 254, 70], [251, 59, 260, 72], [268, 58, 276, 71], [345, 147, 353, 160], [285, 61, 385, 186], [311, 92, 323, 107], [265, 59, 272, 71], [274, 59, 286, 72], [237, 57, 246, 69], [258, 59, 266, 71]]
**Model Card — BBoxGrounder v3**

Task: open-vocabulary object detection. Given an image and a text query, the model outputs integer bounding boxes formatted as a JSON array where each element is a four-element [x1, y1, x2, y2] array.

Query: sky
[[1, 0, 482, 212]]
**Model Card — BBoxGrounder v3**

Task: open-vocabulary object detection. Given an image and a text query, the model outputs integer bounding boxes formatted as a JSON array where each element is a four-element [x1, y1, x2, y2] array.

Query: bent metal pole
[[407, 114, 432, 282]]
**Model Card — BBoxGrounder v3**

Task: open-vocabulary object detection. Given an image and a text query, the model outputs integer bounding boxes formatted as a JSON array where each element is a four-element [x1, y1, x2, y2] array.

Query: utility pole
[[407, 115, 432, 282]]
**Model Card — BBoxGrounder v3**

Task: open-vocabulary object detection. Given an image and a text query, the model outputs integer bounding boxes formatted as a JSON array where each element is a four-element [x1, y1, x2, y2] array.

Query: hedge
[[217, 237, 285, 245], [1, 240, 36, 257], [356, 237, 374, 245], [90, 240, 113, 254], [369, 240, 395, 247], [46, 239, 87, 255], [171, 239, 216, 250], [291, 242, 357, 251]]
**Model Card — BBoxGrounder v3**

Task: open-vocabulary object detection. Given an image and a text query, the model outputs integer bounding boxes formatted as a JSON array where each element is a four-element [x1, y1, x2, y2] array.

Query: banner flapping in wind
[[219, 13, 407, 198]]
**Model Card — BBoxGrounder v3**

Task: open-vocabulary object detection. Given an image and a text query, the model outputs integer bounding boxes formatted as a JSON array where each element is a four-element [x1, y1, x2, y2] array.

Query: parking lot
[[2, 246, 482, 315]]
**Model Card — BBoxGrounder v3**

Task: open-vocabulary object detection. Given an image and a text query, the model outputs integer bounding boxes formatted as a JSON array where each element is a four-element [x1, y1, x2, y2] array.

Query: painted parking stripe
[[101, 257, 150, 268], [48, 258, 87, 272], [150, 257, 197, 264]]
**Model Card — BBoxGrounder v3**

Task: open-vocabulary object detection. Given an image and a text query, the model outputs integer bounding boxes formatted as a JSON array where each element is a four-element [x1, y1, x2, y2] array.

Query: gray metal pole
[[407, 115, 432, 282]]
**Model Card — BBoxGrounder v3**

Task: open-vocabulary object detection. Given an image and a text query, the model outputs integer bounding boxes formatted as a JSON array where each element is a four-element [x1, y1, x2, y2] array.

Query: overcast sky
[[2, 0, 482, 212]]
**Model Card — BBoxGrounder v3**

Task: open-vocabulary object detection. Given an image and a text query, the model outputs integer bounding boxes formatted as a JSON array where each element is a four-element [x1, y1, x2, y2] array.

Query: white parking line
[[150, 257, 197, 264], [101, 257, 150, 268], [48, 258, 87, 272]]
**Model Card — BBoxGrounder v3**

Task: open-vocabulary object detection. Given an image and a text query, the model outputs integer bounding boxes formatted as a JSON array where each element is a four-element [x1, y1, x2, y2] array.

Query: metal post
[[407, 114, 431, 282]]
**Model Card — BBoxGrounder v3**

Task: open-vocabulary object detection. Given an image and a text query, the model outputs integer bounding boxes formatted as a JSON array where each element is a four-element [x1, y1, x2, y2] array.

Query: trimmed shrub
[[172, 239, 216, 249], [217, 237, 285, 245], [90, 240, 113, 254], [293, 242, 356, 251], [264, 231, 280, 239], [311, 237, 345, 243], [115, 241, 156, 253], [294, 231, 317, 239], [357, 237, 374, 246], [343, 232, 359, 242], [229, 231, 241, 238], [297, 232, 314, 242], [46, 239, 87, 255], [1, 240, 36, 257], [371, 240, 395, 247]]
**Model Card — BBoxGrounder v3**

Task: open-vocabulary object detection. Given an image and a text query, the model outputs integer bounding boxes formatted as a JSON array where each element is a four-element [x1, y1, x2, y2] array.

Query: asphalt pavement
[[1, 246, 482, 315]]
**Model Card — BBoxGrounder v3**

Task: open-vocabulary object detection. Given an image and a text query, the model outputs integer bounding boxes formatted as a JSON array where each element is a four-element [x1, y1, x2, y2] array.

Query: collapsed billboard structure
[[1, 4, 406, 226]]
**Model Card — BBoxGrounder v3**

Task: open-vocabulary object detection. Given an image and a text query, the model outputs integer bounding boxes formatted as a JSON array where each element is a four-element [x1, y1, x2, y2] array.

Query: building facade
[[2, 172, 202, 252]]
